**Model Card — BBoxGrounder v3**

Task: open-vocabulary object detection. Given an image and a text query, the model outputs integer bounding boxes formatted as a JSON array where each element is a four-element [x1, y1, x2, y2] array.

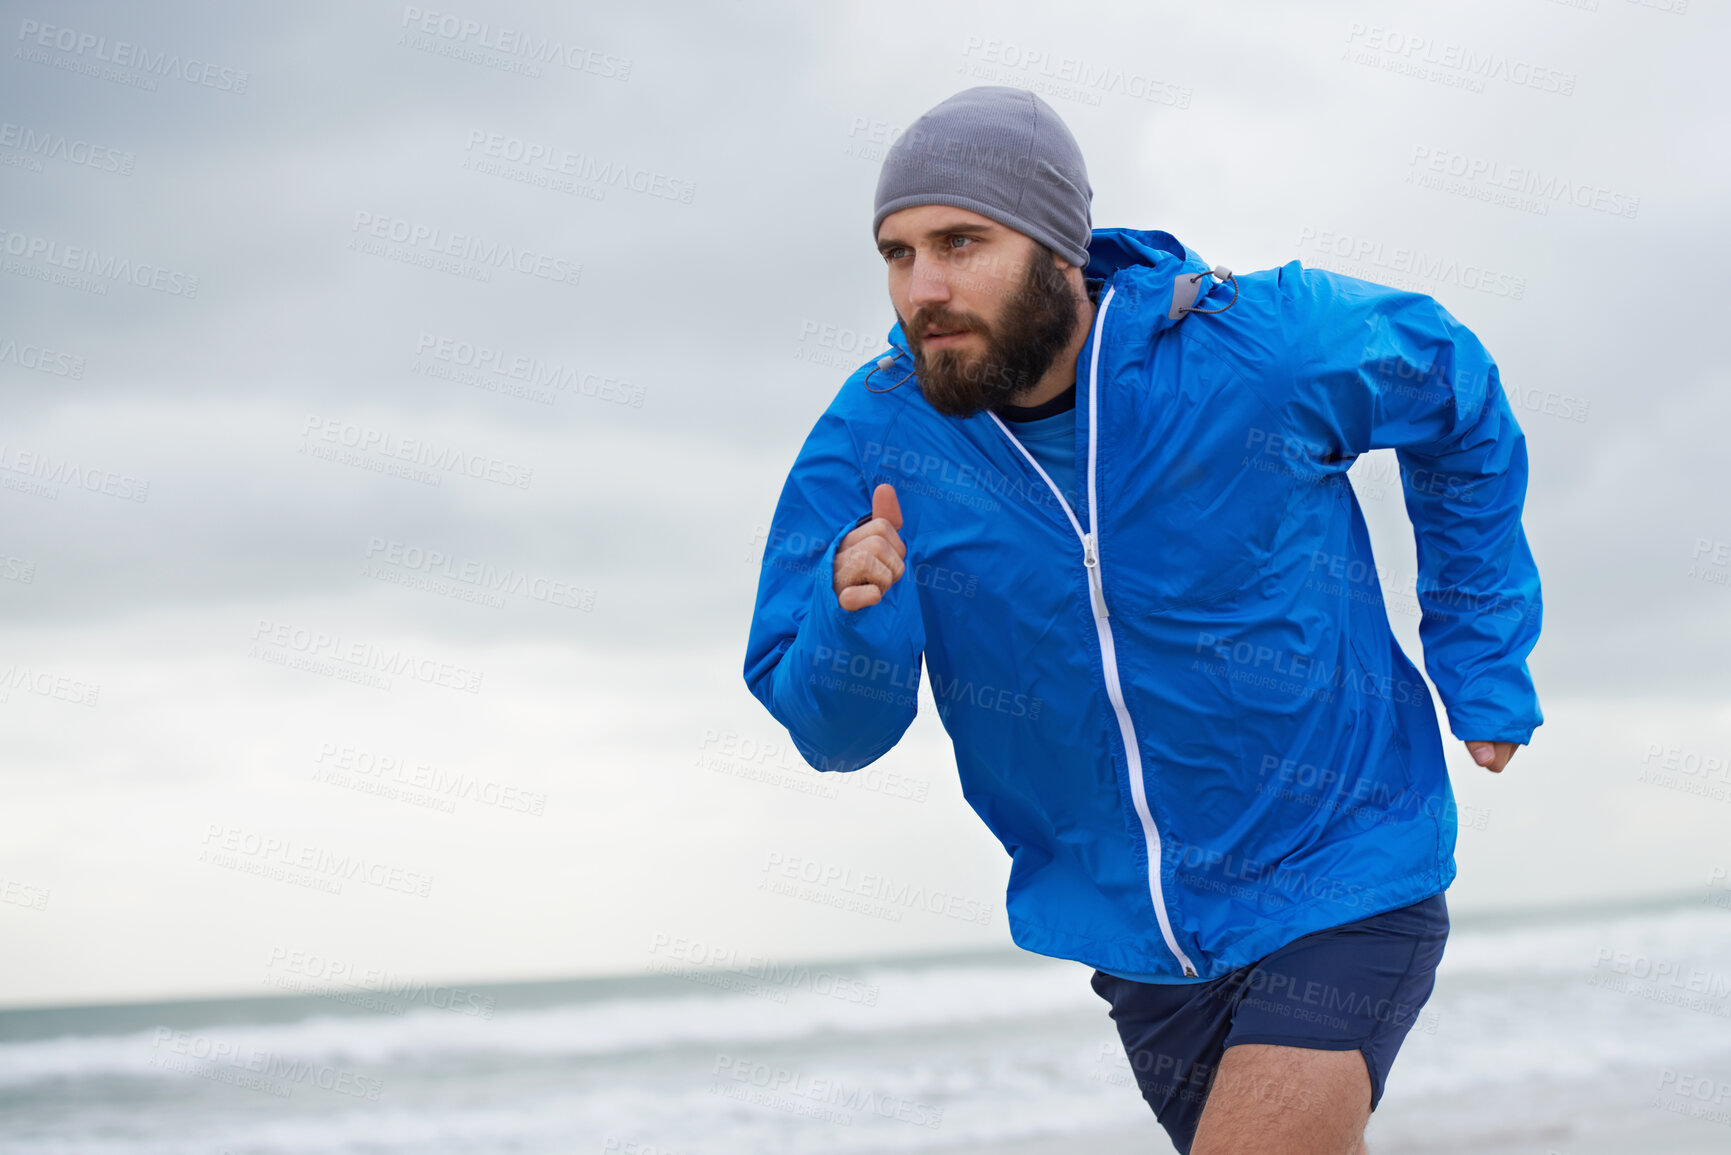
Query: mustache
[[912, 311, 981, 338]]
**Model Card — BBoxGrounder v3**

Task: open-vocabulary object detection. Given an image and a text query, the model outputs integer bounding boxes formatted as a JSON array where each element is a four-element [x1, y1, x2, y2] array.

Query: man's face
[[876, 205, 1083, 419]]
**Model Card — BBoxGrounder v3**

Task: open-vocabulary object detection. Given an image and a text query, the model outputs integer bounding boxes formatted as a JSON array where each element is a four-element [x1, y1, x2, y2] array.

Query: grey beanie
[[872, 86, 1093, 268]]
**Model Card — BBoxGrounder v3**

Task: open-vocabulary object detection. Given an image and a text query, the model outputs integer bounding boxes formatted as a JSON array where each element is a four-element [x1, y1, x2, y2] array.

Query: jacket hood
[[886, 227, 1216, 355]]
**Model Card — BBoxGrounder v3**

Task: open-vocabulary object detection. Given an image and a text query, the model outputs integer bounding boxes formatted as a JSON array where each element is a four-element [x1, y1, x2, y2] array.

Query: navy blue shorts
[[1090, 892, 1449, 1154]]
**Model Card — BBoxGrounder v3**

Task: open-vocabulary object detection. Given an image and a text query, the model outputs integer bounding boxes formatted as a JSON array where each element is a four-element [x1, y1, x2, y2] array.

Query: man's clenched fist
[[834, 483, 905, 611], [1464, 740, 1519, 773]]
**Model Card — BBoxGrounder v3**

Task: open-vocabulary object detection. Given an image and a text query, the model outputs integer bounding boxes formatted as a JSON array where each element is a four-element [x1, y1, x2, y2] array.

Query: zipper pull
[[1083, 532, 1109, 619]]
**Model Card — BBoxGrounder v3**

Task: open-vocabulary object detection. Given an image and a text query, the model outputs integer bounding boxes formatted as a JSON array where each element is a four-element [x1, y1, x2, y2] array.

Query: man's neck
[[1006, 281, 1098, 410]]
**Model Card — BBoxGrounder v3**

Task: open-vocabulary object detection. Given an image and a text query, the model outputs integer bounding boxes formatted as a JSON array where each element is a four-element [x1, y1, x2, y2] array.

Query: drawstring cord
[[863, 348, 914, 393], [1181, 265, 1239, 315]]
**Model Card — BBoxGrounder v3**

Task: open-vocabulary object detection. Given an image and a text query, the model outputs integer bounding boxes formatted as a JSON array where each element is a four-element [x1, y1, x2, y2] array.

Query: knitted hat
[[871, 86, 1093, 267]]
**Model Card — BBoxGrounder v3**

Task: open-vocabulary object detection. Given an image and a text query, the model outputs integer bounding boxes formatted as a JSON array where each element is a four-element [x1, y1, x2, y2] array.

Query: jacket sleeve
[[1277, 263, 1544, 745], [742, 406, 926, 772]]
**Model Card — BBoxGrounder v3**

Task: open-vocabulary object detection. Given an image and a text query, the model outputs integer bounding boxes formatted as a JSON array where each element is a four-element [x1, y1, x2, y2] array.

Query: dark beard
[[908, 246, 1082, 420]]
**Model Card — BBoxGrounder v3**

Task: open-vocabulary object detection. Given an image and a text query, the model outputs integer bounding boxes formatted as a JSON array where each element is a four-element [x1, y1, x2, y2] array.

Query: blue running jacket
[[743, 227, 1542, 982]]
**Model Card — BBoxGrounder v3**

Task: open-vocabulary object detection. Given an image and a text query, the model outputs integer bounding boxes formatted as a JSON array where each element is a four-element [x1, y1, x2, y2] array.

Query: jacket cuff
[[1443, 704, 1540, 747]]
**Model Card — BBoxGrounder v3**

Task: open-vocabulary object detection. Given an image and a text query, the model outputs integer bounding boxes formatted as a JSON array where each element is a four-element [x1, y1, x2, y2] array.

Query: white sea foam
[[0, 960, 1100, 1087]]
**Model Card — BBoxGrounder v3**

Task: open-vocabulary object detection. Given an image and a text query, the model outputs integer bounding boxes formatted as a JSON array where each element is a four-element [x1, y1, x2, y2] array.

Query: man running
[[743, 86, 1541, 1155]]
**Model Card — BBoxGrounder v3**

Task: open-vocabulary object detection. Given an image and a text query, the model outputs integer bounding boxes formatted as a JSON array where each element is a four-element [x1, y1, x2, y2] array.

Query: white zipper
[[986, 285, 1199, 978]]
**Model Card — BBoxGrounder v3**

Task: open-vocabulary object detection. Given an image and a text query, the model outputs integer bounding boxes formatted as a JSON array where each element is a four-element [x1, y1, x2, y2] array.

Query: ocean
[[3, 895, 1729, 1154]]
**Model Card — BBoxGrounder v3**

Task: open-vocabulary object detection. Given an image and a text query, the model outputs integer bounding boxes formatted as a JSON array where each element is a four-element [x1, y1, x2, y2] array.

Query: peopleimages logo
[[15, 19, 250, 92], [462, 130, 695, 204], [0, 876, 51, 911], [0, 226, 199, 297], [1589, 947, 1731, 1008], [313, 740, 548, 816], [249, 618, 485, 695], [0, 443, 149, 502], [958, 36, 1192, 109], [300, 415, 534, 490], [200, 823, 435, 898], [760, 851, 995, 926], [398, 6, 631, 80], [349, 211, 582, 286], [860, 438, 1060, 513], [0, 120, 135, 174], [413, 332, 644, 407], [0, 334, 85, 378], [1343, 23, 1577, 96], [648, 933, 882, 1006], [1405, 145, 1640, 219], [1295, 227, 1526, 300], [0, 663, 100, 707], [710, 1054, 945, 1130], [364, 536, 594, 611], [263, 946, 496, 1017], [149, 1028, 381, 1101]]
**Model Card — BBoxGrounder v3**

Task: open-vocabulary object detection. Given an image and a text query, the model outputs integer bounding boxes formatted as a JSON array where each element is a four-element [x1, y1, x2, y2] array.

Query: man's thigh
[[1190, 1042, 1370, 1155]]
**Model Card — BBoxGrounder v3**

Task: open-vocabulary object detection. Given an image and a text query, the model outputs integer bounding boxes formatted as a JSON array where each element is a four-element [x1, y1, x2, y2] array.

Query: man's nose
[[906, 256, 950, 308]]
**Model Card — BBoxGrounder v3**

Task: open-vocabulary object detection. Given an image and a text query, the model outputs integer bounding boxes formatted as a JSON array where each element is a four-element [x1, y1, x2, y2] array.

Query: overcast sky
[[2, 0, 1727, 1008]]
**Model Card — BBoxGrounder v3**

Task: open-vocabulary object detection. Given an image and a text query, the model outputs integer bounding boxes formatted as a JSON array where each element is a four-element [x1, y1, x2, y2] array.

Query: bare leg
[[1189, 1043, 1372, 1155]]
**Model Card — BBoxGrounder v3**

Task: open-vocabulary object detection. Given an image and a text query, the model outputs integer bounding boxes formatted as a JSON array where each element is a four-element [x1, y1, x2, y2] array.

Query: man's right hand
[[833, 483, 905, 611]]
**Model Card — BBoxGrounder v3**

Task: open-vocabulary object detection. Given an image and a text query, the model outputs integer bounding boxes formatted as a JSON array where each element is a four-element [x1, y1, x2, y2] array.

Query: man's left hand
[[1465, 740, 1519, 773]]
